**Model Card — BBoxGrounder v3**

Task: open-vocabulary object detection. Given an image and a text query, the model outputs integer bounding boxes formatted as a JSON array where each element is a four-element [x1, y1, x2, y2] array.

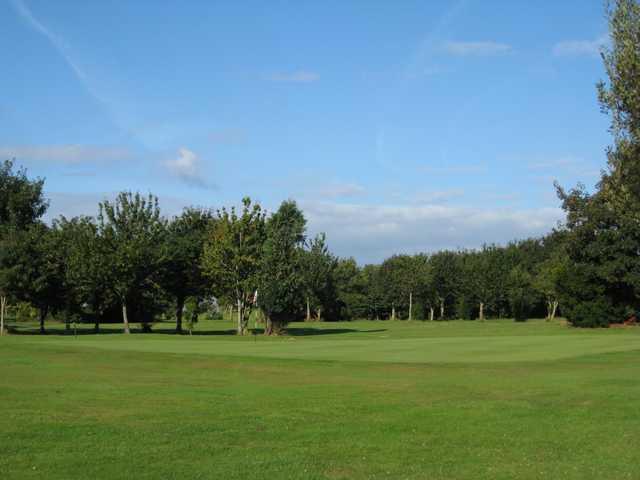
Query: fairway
[[2, 319, 640, 479]]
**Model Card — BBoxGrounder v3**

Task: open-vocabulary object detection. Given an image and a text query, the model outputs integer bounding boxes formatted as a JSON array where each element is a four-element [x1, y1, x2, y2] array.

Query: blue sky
[[1, 0, 611, 262]]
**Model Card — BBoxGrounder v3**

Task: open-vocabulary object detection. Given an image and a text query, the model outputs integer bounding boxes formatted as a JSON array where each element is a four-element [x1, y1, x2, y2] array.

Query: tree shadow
[[4, 324, 386, 337]]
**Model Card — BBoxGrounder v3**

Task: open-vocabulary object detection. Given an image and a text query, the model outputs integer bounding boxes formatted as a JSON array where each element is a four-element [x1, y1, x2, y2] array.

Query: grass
[[1, 318, 640, 479]]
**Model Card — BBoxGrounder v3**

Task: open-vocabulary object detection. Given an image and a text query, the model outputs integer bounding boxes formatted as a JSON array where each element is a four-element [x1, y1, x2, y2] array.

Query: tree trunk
[[122, 302, 130, 334], [479, 302, 485, 322], [175, 297, 184, 333], [39, 307, 47, 334], [264, 316, 273, 336], [0, 296, 6, 336], [408, 292, 413, 321], [551, 300, 558, 321], [306, 297, 311, 322], [94, 317, 100, 333], [429, 307, 434, 322], [316, 307, 322, 322], [439, 299, 445, 319], [236, 298, 250, 336], [392, 305, 396, 321]]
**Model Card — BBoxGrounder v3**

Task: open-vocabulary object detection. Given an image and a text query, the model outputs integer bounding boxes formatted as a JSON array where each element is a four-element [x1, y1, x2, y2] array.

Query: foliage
[[98, 192, 166, 333], [202, 197, 266, 335], [259, 200, 306, 334]]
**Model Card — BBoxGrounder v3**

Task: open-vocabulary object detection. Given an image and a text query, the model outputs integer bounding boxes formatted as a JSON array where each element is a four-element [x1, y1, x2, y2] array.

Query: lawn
[[1, 319, 639, 479]]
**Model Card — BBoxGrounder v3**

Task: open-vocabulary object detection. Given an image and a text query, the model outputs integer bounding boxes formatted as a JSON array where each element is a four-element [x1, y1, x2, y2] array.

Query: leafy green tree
[[259, 200, 306, 335], [557, 0, 640, 326], [55, 216, 115, 332], [302, 233, 338, 321], [507, 265, 533, 322], [332, 258, 368, 320], [161, 208, 214, 333], [98, 192, 166, 334], [430, 251, 462, 319], [532, 249, 567, 321], [0, 160, 49, 334], [0, 159, 48, 229], [1, 223, 66, 333], [202, 197, 266, 335]]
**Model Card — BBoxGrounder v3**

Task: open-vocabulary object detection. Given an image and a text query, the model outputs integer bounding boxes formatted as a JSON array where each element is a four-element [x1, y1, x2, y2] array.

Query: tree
[[430, 251, 462, 319], [98, 192, 166, 334], [1, 224, 66, 333], [259, 200, 306, 335], [557, 0, 640, 326], [0, 159, 48, 229], [55, 216, 115, 332], [202, 198, 266, 335], [333, 258, 368, 320], [160, 208, 214, 333], [532, 249, 567, 321], [0, 160, 49, 334], [302, 233, 338, 321]]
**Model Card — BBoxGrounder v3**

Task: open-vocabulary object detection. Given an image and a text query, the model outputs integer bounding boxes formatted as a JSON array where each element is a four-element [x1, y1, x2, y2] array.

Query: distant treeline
[[1, 0, 639, 334]]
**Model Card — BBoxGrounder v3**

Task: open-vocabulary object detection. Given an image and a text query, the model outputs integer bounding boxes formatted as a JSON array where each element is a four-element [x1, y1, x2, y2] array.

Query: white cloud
[[165, 147, 210, 188], [0, 144, 131, 164], [443, 41, 512, 56], [303, 201, 562, 263], [266, 71, 320, 83], [552, 35, 608, 57]]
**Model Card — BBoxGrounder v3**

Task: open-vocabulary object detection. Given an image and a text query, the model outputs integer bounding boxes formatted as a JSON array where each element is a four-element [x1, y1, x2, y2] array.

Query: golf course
[[1, 319, 639, 479]]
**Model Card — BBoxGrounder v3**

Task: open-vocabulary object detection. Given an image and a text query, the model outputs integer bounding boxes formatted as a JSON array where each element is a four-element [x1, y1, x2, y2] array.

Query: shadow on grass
[[5, 324, 387, 337]]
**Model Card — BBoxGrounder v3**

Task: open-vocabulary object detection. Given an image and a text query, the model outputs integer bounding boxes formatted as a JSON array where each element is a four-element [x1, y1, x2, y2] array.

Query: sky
[[1, 0, 612, 263]]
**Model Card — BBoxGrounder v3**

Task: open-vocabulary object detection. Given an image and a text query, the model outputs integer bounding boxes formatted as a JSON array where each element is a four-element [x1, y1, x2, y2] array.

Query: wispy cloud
[[0, 144, 131, 164], [165, 147, 211, 188], [208, 128, 247, 145], [316, 182, 366, 199], [420, 164, 488, 175], [552, 35, 608, 57], [443, 41, 512, 56], [9, 0, 107, 105], [266, 70, 320, 83], [527, 156, 601, 178], [412, 189, 464, 204]]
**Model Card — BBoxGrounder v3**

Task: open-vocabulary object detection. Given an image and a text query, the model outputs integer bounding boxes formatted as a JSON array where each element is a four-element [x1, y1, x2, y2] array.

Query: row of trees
[[1, 0, 638, 333], [0, 158, 570, 334]]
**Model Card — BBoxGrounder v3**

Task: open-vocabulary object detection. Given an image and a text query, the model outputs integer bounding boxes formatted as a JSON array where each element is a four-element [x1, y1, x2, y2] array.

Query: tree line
[[1, 0, 639, 334], [0, 164, 570, 335]]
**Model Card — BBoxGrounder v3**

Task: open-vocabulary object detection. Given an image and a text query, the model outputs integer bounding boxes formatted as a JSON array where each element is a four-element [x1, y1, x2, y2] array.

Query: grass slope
[[1, 319, 639, 479]]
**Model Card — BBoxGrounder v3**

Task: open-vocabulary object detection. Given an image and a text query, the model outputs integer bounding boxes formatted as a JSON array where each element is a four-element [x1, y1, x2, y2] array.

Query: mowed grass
[[1, 319, 640, 479]]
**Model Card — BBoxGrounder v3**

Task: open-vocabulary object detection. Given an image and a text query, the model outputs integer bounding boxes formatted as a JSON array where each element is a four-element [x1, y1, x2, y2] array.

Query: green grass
[[1, 319, 640, 479]]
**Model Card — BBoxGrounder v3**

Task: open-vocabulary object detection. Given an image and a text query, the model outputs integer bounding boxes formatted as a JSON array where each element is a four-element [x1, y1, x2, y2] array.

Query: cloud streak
[[0, 144, 131, 164], [266, 70, 320, 83], [443, 41, 512, 56], [552, 35, 608, 57]]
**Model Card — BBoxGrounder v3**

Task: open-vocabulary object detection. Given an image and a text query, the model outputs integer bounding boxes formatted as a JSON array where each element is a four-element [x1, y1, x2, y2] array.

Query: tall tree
[[259, 200, 306, 335], [1, 224, 66, 333], [161, 208, 214, 333], [0, 160, 49, 334], [302, 233, 338, 321], [55, 216, 115, 332], [202, 198, 266, 335], [557, 0, 640, 326], [98, 192, 166, 334], [0, 159, 48, 229]]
